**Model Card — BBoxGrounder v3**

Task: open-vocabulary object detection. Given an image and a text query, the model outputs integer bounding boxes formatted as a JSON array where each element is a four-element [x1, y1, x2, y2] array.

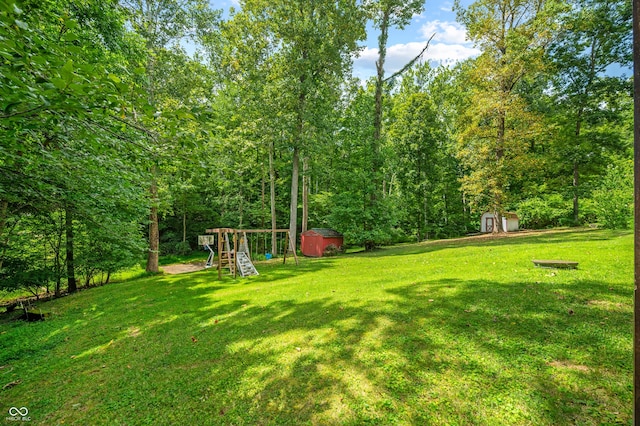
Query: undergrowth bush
[[517, 194, 572, 229], [590, 160, 633, 229]]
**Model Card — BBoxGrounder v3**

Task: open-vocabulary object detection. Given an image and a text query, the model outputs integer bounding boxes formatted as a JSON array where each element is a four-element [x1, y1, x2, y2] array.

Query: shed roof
[[302, 228, 343, 238]]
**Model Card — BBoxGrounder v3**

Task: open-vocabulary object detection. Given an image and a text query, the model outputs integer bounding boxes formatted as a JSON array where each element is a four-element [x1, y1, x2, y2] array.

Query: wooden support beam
[[206, 228, 289, 234], [217, 229, 222, 280], [206, 227, 299, 277]]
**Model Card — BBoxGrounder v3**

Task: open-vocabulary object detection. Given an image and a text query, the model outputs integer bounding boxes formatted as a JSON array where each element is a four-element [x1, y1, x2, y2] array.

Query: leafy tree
[[389, 92, 443, 240], [222, 0, 366, 251], [455, 0, 561, 231], [546, 0, 632, 223], [388, 64, 468, 239], [326, 83, 399, 247], [120, 0, 220, 272], [0, 0, 152, 295], [360, 0, 425, 248]]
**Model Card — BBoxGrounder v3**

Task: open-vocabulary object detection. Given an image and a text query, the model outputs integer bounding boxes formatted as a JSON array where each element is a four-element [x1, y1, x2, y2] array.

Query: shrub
[[517, 194, 572, 229], [0, 258, 54, 296], [590, 160, 633, 229], [322, 244, 345, 257], [174, 241, 192, 256]]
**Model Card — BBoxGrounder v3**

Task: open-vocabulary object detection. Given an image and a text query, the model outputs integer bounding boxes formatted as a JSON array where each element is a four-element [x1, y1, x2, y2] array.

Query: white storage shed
[[481, 212, 519, 233]]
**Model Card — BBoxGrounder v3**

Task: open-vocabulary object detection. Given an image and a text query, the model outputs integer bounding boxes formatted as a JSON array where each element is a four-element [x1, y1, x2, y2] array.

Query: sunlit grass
[[0, 228, 632, 425]]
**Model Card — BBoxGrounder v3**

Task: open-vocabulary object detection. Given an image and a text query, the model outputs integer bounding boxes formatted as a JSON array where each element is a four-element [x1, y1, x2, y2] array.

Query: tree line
[[0, 0, 632, 296]]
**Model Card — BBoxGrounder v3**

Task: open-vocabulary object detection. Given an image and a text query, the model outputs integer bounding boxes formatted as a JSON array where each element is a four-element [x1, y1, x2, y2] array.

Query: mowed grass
[[0, 229, 632, 425]]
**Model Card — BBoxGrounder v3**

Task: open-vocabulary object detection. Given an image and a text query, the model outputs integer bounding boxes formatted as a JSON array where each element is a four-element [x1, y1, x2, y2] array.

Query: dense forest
[[0, 0, 632, 295]]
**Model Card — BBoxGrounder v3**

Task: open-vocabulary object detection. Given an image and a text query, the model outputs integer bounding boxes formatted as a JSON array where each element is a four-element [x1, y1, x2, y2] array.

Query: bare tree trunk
[[53, 222, 63, 297], [144, 41, 160, 273], [261, 159, 266, 229], [0, 200, 7, 243], [494, 112, 506, 233], [288, 146, 300, 253], [372, 7, 390, 208], [289, 53, 307, 254], [146, 165, 159, 273], [0, 200, 7, 271], [182, 211, 187, 243], [65, 205, 77, 293], [573, 110, 583, 224], [302, 157, 309, 233], [238, 186, 244, 228], [269, 140, 277, 255], [573, 161, 580, 224]]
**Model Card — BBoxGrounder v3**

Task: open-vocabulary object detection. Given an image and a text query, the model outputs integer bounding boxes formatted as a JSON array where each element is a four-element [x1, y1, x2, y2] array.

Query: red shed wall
[[301, 234, 324, 257], [301, 235, 344, 257], [320, 237, 343, 252]]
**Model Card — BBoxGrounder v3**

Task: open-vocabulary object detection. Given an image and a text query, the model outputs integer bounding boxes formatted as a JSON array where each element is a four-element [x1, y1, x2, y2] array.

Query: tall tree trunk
[[362, 6, 391, 249], [0, 200, 7, 243], [65, 205, 77, 293], [302, 157, 309, 233], [54, 239, 61, 297], [146, 165, 159, 273], [494, 111, 506, 233], [288, 146, 300, 252], [269, 140, 277, 255], [182, 211, 187, 243], [238, 187, 244, 228], [371, 7, 390, 210], [573, 109, 583, 224], [261, 158, 266, 230], [374, 8, 389, 152], [0, 200, 7, 271], [288, 53, 307, 253], [573, 161, 580, 224]]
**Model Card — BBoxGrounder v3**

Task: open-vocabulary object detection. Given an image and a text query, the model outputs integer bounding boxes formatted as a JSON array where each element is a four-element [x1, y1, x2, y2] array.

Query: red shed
[[300, 228, 343, 257]]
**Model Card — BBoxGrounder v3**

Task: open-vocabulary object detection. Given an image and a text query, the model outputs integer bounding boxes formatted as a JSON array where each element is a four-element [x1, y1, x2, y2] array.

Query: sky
[[353, 0, 479, 81], [212, 0, 480, 82]]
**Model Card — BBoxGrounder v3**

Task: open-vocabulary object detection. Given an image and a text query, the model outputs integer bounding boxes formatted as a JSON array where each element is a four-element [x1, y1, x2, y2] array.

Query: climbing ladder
[[236, 251, 259, 276], [221, 232, 236, 276], [204, 228, 297, 279]]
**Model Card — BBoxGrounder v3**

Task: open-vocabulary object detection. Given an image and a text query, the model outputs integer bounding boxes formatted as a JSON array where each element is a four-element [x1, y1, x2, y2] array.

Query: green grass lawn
[[0, 229, 632, 425]]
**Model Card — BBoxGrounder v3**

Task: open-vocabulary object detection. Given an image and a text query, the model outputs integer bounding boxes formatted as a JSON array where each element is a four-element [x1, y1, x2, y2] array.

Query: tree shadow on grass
[[165, 255, 339, 285], [123, 273, 625, 425], [0, 269, 631, 425], [110, 278, 632, 423]]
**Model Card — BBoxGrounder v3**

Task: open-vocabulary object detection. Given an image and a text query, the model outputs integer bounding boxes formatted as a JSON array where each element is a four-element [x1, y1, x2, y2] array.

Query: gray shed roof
[[305, 228, 343, 238]]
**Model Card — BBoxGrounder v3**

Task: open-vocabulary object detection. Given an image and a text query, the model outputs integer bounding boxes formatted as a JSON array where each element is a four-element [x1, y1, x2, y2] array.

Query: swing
[[203, 228, 298, 278]]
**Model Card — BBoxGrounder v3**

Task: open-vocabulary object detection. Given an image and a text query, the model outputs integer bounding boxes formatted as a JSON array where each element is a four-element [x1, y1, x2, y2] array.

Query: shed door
[[485, 217, 494, 233]]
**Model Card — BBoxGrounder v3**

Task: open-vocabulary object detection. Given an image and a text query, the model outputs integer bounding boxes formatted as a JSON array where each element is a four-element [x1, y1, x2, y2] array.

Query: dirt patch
[[587, 300, 624, 310], [424, 227, 596, 246], [128, 326, 141, 338], [548, 360, 590, 372], [161, 262, 208, 275]]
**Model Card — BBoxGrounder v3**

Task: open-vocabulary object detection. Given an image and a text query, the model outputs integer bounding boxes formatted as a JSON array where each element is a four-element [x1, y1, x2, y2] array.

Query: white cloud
[[353, 41, 479, 76], [426, 42, 480, 63], [440, 2, 454, 12], [420, 20, 468, 44]]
